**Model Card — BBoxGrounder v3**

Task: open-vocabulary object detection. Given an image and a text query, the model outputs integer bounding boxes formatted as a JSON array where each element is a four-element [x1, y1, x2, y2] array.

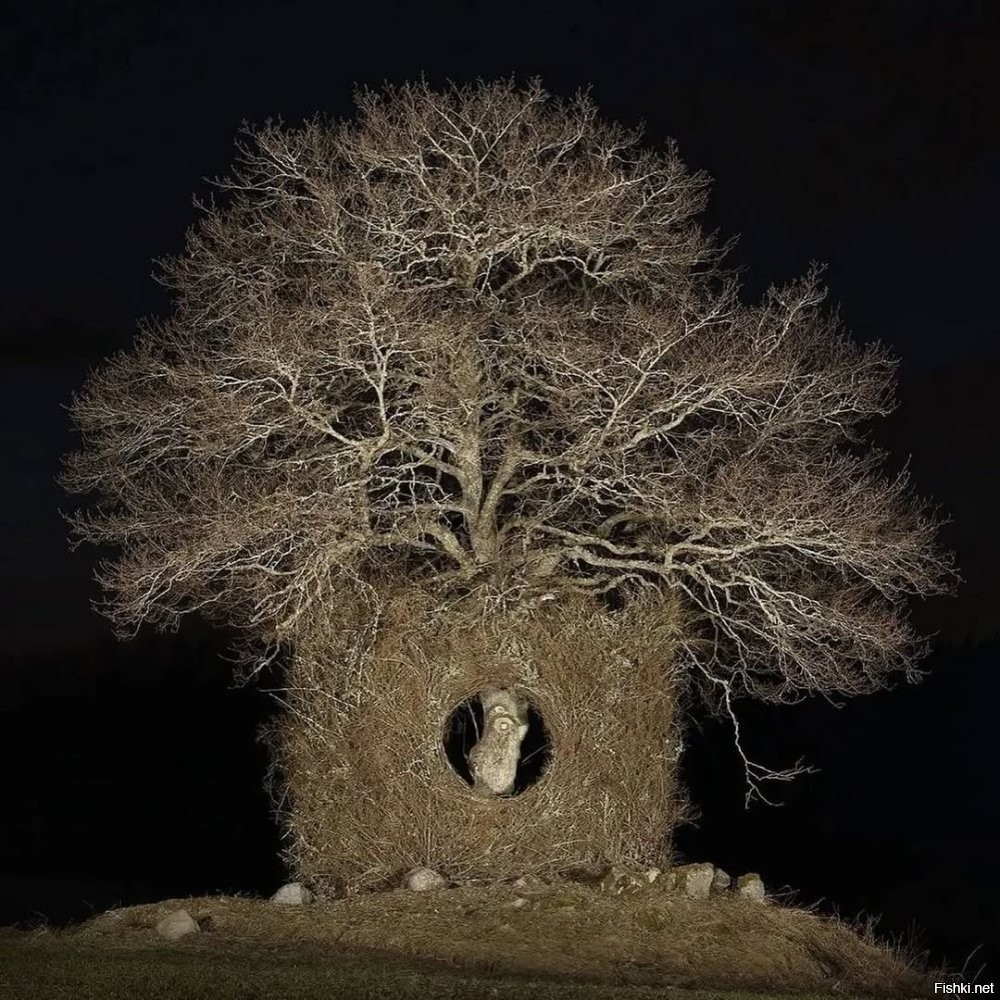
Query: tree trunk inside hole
[[467, 687, 529, 795]]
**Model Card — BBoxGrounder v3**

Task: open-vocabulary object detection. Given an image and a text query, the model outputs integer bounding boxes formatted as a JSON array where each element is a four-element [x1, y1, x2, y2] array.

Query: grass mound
[[26, 879, 937, 998]]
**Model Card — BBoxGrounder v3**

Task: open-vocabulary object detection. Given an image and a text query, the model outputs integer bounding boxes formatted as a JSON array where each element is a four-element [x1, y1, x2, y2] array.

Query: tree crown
[[62, 78, 955, 719]]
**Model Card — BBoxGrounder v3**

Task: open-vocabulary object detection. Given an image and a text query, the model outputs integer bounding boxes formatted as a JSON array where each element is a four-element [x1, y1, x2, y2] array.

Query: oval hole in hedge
[[442, 693, 552, 795]]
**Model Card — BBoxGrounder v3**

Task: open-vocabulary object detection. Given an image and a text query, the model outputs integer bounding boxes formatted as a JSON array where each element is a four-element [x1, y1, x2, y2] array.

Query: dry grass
[[32, 881, 937, 998], [263, 580, 691, 896]]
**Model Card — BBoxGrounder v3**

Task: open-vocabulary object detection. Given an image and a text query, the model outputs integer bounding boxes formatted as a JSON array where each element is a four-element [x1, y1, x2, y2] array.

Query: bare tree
[[61, 78, 955, 799]]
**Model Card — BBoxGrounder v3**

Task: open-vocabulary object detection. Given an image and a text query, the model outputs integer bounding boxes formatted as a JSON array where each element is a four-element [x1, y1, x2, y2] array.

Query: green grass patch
[[0, 933, 864, 1000]]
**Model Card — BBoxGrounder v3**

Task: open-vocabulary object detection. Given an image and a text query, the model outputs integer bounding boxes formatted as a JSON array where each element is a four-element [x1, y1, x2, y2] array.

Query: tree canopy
[[62, 78, 954, 718]]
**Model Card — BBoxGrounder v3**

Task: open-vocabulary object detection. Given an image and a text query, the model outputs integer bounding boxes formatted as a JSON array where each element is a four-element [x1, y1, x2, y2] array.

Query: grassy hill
[[0, 878, 947, 999]]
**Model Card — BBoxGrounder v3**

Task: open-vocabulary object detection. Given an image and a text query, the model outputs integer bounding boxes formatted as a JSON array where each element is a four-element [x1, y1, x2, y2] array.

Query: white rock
[[643, 867, 662, 884], [156, 909, 199, 941], [735, 872, 766, 901], [404, 867, 447, 891], [270, 882, 314, 905], [672, 862, 714, 900]]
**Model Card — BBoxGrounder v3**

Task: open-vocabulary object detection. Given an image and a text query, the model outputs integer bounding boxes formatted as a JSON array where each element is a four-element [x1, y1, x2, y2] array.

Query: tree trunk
[[467, 687, 529, 795]]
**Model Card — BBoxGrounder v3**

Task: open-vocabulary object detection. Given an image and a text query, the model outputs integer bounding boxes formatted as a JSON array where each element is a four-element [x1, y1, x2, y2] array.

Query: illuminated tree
[[62, 80, 953, 886]]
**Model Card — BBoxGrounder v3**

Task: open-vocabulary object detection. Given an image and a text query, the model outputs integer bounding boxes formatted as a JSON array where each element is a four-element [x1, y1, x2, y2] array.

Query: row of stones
[[598, 862, 766, 900], [272, 862, 767, 902], [154, 863, 767, 940]]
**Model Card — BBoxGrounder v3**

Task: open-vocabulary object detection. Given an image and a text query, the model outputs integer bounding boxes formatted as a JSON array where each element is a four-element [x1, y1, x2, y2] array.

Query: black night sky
[[1, 0, 997, 982]]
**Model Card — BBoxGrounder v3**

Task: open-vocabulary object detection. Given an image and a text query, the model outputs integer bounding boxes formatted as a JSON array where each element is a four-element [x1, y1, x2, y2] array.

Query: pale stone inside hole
[[442, 688, 551, 796]]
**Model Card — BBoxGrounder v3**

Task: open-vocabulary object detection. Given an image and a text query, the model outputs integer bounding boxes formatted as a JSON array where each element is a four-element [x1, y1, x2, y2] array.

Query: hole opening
[[442, 692, 552, 795]]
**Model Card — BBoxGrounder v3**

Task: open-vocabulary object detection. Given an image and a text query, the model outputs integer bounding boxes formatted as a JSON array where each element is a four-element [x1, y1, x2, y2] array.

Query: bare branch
[[62, 80, 955, 777]]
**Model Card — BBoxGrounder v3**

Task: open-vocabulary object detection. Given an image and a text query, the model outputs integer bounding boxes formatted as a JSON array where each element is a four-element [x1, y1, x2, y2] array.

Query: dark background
[[1, 0, 997, 983]]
